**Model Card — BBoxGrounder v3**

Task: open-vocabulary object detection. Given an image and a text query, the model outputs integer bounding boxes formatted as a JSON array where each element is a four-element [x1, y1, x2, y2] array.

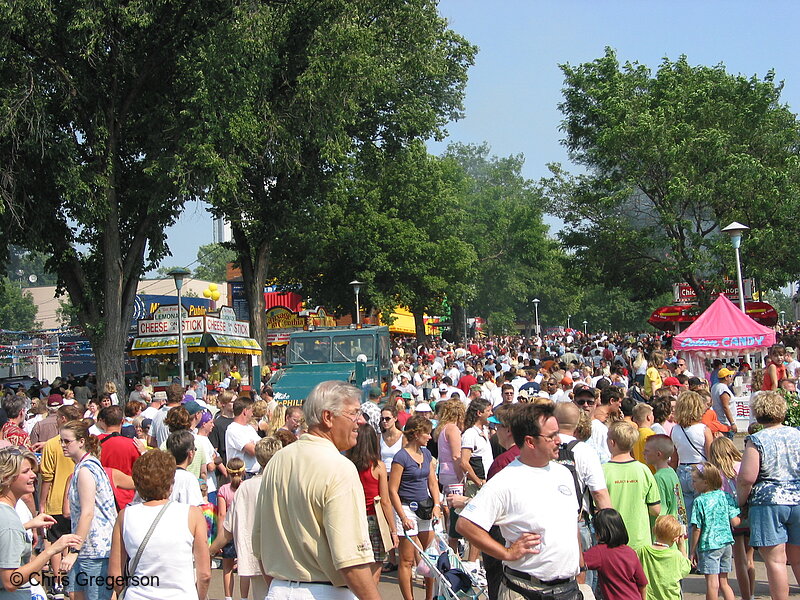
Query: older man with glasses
[[253, 380, 378, 600]]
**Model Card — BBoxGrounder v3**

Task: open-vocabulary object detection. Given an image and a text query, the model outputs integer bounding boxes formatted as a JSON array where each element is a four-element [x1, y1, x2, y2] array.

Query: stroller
[[406, 523, 488, 600]]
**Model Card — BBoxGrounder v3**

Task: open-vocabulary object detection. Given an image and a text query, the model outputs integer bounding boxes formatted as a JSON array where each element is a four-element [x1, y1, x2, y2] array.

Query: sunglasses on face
[[575, 399, 595, 406]]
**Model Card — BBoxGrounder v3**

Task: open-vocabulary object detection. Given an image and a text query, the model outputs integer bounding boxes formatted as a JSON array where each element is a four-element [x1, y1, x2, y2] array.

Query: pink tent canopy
[[673, 294, 776, 353]]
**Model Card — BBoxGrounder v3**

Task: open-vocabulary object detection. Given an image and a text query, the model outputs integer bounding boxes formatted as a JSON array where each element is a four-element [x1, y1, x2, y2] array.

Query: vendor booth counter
[[129, 304, 261, 389]]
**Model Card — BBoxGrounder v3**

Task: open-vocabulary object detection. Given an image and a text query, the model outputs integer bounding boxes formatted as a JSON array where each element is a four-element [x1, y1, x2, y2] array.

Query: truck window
[[379, 334, 390, 370], [288, 336, 332, 364], [332, 335, 375, 362]]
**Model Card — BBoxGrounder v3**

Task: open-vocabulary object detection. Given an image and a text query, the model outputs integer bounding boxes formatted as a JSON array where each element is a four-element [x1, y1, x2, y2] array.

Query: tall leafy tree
[[443, 143, 557, 329], [546, 48, 800, 306], [291, 142, 477, 342], [193, 243, 237, 283], [185, 0, 476, 355], [0, 1, 240, 390], [0, 277, 39, 331]]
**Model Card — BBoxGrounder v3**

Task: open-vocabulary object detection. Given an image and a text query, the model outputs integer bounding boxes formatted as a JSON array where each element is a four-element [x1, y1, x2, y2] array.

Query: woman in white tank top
[[108, 450, 211, 600], [380, 406, 404, 472], [670, 391, 713, 532]]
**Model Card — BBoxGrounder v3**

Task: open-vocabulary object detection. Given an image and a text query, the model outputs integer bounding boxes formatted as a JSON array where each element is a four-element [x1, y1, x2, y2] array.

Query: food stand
[[673, 294, 776, 429], [129, 304, 262, 390]]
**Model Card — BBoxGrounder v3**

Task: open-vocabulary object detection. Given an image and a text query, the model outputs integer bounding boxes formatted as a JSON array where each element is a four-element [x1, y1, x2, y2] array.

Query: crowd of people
[[0, 331, 797, 600]]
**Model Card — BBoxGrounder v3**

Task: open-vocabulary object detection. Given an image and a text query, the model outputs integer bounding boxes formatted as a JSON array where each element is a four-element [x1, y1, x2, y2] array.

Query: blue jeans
[[68, 556, 112, 600], [677, 464, 700, 542], [578, 519, 597, 591]]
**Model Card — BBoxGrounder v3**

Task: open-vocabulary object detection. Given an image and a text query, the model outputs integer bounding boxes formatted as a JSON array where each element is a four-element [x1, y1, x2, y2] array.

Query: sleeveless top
[[122, 502, 198, 600], [69, 455, 117, 558], [358, 467, 380, 515], [762, 363, 787, 391], [380, 433, 403, 472], [670, 423, 707, 464], [746, 426, 800, 505], [437, 425, 460, 486]]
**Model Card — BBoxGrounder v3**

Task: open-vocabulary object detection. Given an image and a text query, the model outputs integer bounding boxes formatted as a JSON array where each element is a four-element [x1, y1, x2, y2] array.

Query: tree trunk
[[231, 220, 269, 368], [413, 312, 427, 346]]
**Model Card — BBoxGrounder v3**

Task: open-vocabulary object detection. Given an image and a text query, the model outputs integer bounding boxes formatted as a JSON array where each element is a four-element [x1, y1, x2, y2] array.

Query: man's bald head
[[554, 401, 581, 432]]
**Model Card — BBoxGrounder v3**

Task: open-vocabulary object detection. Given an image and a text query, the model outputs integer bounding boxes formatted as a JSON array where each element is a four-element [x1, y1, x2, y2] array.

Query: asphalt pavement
[[207, 558, 798, 600]]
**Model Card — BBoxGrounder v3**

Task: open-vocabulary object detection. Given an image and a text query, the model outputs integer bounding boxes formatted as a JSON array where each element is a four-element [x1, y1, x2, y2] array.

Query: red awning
[[648, 301, 778, 331], [264, 291, 303, 312]]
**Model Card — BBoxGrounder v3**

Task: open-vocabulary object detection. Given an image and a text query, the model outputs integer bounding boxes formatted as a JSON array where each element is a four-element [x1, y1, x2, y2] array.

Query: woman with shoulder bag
[[389, 416, 441, 600], [108, 449, 210, 600], [670, 391, 712, 536]]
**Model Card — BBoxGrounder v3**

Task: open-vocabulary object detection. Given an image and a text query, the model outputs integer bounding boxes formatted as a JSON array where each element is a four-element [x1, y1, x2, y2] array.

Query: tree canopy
[[184, 0, 476, 354], [0, 0, 241, 388], [546, 48, 800, 306], [0, 277, 39, 331]]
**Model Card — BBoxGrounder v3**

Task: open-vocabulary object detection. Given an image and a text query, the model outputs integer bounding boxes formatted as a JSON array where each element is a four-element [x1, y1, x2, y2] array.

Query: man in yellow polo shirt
[[252, 381, 380, 600], [39, 404, 83, 599]]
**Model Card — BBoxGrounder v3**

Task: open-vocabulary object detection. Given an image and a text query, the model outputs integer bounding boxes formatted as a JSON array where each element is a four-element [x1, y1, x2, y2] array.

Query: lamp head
[[167, 267, 191, 290], [722, 222, 749, 249], [349, 279, 364, 295]]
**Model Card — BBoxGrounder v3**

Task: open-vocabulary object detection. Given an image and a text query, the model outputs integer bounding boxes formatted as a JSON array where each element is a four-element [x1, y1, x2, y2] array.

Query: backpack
[[555, 439, 594, 517]]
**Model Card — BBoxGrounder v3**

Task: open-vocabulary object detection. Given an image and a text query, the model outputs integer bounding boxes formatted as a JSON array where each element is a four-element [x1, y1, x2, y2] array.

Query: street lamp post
[[532, 298, 540, 336], [167, 268, 191, 386], [721, 222, 750, 314], [350, 280, 364, 325], [780, 310, 786, 326], [583, 320, 588, 335], [567, 314, 571, 330]]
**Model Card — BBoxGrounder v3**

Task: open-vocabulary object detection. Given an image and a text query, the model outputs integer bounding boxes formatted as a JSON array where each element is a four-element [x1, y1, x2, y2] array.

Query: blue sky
[[161, 0, 800, 272]]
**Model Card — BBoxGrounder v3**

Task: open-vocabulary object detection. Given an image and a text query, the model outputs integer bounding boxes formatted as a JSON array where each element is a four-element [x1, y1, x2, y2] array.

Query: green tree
[[0, 2, 242, 389], [5, 247, 57, 287], [184, 0, 475, 356], [443, 142, 558, 331], [546, 49, 800, 306], [292, 142, 477, 343], [193, 243, 236, 283], [0, 277, 39, 330], [762, 289, 793, 321]]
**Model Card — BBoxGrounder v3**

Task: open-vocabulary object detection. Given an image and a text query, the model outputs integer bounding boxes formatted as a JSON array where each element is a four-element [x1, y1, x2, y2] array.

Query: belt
[[503, 566, 572, 587], [679, 462, 700, 466], [285, 581, 335, 587]]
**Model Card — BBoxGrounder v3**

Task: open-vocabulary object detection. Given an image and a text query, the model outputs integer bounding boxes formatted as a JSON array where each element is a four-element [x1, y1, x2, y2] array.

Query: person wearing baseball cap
[[30, 394, 64, 446], [662, 376, 686, 396], [711, 368, 737, 437]]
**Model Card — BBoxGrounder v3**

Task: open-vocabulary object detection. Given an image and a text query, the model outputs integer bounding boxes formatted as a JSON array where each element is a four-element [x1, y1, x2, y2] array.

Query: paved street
[[207, 558, 799, 600]]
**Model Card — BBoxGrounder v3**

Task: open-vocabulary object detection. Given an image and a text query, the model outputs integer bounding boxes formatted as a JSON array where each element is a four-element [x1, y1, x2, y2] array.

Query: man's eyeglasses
[[575, 399, 595, 406], [534, 432, 560, 442], [338, 409, 363, 423]]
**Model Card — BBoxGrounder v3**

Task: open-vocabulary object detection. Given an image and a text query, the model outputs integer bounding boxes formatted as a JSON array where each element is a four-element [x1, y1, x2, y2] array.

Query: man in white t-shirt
[[225, 396, 261, 475], [166, 430, 204, 505], [141, 391, 165, 420], [457, 403, 582, 600]]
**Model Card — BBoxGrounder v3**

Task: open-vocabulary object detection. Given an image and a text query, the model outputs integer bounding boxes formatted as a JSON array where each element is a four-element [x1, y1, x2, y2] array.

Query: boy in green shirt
[[603, 421, 662, 549], [637, 515, 691, 600], [643, 434, 688, 535]]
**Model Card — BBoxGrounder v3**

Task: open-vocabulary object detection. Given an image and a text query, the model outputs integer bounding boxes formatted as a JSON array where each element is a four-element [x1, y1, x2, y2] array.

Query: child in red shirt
[[584, 509, 648, 600]]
